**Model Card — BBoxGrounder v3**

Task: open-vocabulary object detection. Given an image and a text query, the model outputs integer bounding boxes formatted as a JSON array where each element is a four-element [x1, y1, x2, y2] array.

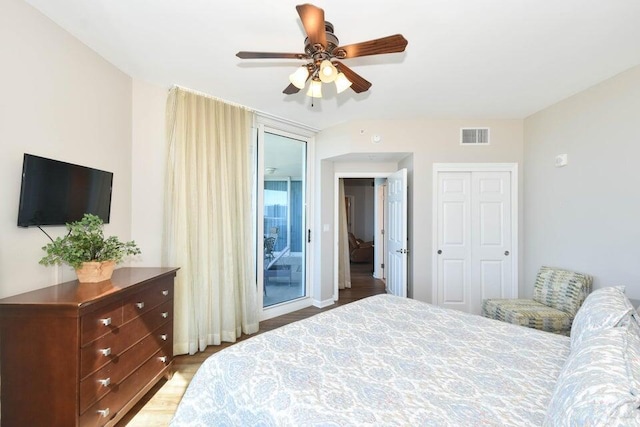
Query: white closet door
[[436, 171, 513, 314], [436, 172, 472, 312], [470, 172, 512, 314]]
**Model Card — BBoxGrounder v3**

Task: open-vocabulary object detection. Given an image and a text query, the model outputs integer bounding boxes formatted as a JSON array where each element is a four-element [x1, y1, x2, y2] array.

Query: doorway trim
[[431, 163, 519, 306], [334, 172, 392, 301]]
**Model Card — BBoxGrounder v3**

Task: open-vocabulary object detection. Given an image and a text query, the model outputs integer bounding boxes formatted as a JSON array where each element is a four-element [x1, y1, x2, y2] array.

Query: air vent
[[460, 128, 490, 145]]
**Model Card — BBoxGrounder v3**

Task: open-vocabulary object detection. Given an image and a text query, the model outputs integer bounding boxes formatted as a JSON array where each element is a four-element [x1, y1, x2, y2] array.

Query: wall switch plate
[[555, 154, 568, 167]]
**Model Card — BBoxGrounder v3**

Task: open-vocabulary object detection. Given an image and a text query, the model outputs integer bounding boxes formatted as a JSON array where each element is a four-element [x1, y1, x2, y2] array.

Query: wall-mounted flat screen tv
[[17, 154, 113, 227]]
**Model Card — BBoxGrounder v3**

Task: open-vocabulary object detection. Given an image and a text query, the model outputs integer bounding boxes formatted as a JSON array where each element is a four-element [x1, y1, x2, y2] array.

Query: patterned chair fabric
[[481, 266, 592, 336], [482, 298, 574, 335], [532, 267, 592, 317]]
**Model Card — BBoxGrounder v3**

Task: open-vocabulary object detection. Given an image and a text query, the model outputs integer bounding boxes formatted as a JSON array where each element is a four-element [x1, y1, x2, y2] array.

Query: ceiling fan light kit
[[236, 3, 408, 100], [319, 59, 338, 83], [306, 79, 323, 98], [289, 66, 310, 89], [334, 72, 352, 93]]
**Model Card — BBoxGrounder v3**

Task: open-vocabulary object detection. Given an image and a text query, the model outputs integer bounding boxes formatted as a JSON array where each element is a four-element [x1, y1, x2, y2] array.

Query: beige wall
[[523, 65, 640, 299], [315, 119, 524, 303], [131, 79, 169, 266], [0, 0, 133, 298]]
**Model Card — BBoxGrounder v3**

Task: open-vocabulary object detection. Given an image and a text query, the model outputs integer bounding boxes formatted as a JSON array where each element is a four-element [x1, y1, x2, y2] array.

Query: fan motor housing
[[304, 21, 339, 59]]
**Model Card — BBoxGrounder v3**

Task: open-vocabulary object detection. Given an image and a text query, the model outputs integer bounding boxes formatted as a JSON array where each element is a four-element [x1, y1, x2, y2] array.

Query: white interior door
[[386, 168, 408, 297], [436, 170, 514, 314], [470, 172, 513, 313], [436, 172, 472, 312]]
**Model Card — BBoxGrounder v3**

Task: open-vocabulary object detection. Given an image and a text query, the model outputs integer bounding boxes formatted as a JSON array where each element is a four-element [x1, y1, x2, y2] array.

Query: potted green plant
[[40, 213, 141, 283]]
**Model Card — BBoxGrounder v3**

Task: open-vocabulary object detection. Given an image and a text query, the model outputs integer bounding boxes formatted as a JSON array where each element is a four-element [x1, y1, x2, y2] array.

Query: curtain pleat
[[338, 179, 351, 289], [163, 87, 258, 356]]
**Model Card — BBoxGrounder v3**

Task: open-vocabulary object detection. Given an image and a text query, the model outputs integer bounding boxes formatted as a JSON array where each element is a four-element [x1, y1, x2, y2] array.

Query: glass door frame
[[256, 118, 315, 321]]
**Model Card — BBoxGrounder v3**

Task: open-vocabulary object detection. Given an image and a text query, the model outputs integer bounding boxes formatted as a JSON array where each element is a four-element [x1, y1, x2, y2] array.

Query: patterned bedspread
[[171, 295, 570, 426]]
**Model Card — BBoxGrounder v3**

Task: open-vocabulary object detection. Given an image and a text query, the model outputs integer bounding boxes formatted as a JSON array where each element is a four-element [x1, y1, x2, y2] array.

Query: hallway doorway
[[334, 171, 408, 301]]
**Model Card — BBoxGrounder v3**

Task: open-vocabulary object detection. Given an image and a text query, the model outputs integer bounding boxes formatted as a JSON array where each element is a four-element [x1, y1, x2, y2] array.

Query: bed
[[171, 290, 640, 426]]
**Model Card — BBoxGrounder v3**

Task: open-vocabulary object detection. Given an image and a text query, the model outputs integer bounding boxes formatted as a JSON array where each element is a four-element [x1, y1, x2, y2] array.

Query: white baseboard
[[312, 298, 335, 308]]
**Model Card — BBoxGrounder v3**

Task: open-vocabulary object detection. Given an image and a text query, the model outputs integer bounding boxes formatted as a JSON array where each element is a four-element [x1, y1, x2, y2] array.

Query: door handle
[[437, 250, 442, 254], [504, 251, 510, 256]]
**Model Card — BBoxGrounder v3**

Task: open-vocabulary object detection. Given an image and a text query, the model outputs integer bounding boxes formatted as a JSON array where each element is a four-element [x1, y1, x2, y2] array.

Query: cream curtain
[[163, 87, 258, 356], [338, 179, 351, 289]]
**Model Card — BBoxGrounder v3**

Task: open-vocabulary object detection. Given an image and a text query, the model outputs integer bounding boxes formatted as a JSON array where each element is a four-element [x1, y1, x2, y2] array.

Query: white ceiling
[[24, 0, 640, 131]]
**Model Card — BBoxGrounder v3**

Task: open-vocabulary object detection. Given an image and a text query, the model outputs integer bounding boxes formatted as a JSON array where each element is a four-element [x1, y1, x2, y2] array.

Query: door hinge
[[381, 229, 385, 235], [381, 263, 384, 269], [307, 229, 311, 243]]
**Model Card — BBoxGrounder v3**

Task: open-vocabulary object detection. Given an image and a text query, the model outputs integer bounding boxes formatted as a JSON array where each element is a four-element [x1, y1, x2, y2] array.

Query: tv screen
[[17, 154, 113, 227]]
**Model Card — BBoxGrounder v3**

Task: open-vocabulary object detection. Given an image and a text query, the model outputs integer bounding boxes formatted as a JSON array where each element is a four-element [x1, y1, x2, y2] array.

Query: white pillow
[[545, 322, 640, 426], [570, 286, 636, 350]]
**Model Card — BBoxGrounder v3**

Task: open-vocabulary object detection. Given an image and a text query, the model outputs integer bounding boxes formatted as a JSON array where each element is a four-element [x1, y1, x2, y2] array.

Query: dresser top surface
[[0, 267, 178, 308]]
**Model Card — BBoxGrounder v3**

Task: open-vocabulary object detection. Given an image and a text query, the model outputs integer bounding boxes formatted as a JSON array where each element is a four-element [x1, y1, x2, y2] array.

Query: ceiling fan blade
[[336, 34, 408, 59], [296, 3, 327, 49], [283, 83, 301, 95], [334, 61, 372, 93], [236, 51, 308, 60]]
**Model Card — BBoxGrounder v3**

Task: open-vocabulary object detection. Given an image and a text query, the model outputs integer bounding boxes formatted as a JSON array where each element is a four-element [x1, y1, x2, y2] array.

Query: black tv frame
[[17, 154, 113, 228]]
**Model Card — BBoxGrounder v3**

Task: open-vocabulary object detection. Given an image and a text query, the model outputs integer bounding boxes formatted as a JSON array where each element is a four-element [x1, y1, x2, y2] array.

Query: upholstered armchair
[[481, 266, 592, 336], [348, 232, 374, 263]]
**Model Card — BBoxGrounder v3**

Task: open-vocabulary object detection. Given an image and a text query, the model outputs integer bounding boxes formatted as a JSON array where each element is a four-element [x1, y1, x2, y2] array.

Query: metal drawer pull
[[98, 377, 111, 387], [136, 302, 145, 309], [159, 356, 168, 363], [100, 317, 112, 326], [99, 347, 111, 357], [160, 334, 168, 341], [161, 312, 169, 319], [162, 290, 169, 296], [97, 408, 110, 418]]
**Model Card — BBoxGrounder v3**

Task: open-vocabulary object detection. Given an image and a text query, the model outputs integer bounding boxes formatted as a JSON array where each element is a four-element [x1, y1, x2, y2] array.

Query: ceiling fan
[[236, 3, 408, 98]]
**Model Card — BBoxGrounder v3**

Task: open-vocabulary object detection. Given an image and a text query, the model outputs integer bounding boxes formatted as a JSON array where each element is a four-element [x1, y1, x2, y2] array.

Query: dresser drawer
[[79, 347, 172, 427], [79, 325, 173, 414], [81, 300, 173, 378], [81, 302, 123, 345], [123, 277, 174, 323]]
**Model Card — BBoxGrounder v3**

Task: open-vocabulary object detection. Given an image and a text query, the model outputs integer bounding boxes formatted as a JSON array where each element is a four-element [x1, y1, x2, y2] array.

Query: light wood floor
[[116, 262, 384, 426]]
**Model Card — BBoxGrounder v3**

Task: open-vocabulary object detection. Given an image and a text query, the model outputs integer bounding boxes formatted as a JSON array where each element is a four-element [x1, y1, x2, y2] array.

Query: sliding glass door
[[261, 131, 307, 309]]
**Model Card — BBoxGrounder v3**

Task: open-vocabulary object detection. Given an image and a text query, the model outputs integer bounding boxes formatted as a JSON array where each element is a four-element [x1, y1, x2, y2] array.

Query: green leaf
[[39, 213, 141, 270]]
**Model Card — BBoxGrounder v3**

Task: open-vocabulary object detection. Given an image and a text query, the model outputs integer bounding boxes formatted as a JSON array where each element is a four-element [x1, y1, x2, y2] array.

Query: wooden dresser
[[0, 267, 178, 427]]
